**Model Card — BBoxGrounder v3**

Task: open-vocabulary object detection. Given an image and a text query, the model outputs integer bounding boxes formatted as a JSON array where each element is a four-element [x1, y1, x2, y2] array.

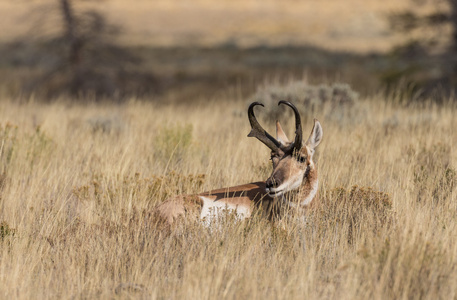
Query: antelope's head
[[248, 101, 323, 198]]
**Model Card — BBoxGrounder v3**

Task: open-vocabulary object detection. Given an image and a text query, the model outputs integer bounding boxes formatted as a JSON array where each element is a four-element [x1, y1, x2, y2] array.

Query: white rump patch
[[199, 196, 250, 226]]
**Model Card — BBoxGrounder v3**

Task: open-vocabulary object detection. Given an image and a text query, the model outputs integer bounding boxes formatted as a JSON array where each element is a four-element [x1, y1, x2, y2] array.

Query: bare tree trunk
[[448, 0, 457, 80], [450, 0, 457, 51], [59, 0, 83, 94]]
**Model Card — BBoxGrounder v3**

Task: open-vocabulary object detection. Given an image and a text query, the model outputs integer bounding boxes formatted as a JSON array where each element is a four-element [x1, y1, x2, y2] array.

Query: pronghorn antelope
[[156, 101, 323, 225]]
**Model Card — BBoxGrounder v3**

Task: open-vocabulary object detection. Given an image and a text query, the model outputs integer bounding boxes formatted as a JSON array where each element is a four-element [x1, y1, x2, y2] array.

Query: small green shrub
[[26, 125, 54, 167], [0, 122, 18, 172], [154, 124, 193, 165], [0, 221, 15, 240], [87, 116, 126, 134]]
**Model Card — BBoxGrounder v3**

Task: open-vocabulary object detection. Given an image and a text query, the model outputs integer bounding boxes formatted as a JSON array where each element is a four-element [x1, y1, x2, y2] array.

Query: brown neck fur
[[292, 163, 319, 210]]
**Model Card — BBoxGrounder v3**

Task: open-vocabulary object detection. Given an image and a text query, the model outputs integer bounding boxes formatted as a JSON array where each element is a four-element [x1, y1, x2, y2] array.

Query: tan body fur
[[156, 101, 323, 225]]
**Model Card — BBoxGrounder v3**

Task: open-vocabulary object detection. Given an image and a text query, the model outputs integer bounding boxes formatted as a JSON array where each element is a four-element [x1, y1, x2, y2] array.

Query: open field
[[0, 1, 456, 298], [0, 89, 456, 299]]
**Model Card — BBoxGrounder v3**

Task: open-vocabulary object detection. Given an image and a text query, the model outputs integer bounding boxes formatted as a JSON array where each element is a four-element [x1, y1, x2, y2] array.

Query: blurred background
[[0, 0, 456, 102]]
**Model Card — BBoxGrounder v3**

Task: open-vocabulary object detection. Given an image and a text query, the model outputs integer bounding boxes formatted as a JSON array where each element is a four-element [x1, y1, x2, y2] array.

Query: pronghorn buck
[[157, 101, 323, 225]]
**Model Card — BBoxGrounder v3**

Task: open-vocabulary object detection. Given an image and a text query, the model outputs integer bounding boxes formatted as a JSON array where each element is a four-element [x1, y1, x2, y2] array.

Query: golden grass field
[[0, 0, 456, 299], [0, 88, 456, 299]]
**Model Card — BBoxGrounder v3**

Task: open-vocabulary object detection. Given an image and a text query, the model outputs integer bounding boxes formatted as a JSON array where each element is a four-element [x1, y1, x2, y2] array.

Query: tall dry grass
[[0, 95, 456, 299]]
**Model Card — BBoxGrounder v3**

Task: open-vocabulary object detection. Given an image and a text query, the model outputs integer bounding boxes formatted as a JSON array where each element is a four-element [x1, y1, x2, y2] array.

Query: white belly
[[199, 196, 251, 226]]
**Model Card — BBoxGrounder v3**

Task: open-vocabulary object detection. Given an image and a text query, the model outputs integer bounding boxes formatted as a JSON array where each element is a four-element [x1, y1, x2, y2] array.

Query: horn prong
[[278, 100, 303, 152], [247, 102, 281, 152]]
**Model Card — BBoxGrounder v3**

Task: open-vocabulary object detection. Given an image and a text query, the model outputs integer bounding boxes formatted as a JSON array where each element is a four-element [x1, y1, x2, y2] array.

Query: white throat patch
[[285, 178, 318, 208], [300, 179, 318, 207]]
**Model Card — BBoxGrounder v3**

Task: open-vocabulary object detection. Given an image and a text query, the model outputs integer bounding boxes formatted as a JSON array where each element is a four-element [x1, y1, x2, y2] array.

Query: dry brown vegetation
[[0, 87, 457, 299]]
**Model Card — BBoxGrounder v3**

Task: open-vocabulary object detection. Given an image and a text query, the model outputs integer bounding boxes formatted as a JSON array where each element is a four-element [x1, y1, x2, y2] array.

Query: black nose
[[265, 178, 275, 189]]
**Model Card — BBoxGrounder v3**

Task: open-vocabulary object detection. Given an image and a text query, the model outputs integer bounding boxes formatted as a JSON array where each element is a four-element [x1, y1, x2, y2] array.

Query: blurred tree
[[386, 0, 457, 95], [60, 0, 83, 95], [17, 0, 158, 99], [390, 1, 456, 52]]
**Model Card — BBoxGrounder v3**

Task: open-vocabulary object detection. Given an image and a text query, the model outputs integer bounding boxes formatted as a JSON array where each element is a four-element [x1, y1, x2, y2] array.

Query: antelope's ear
[[305, 119, 323, 149], [276, 120, 290, 145]]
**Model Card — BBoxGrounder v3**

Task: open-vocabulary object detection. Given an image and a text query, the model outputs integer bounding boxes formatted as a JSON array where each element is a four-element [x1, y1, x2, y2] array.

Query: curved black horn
[[247, 102, 281, 152], [278, 100, 303, 152]]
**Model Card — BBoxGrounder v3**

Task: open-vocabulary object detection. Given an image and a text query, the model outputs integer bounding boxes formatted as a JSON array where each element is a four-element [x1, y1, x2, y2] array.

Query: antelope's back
[[155, 181, 275, 225]]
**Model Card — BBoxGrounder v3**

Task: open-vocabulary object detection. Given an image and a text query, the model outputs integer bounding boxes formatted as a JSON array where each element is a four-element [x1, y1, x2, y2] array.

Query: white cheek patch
[[199, 196, 251, 227]]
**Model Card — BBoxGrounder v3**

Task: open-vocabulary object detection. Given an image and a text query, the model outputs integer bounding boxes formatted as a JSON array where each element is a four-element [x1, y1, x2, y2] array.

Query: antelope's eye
[[298, 156, 306, 163]]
